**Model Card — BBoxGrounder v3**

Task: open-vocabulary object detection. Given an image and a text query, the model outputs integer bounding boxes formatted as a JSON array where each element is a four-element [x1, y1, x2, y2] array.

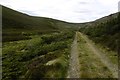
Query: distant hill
[[2, 5, 71, 30], [2, 5, 77, 42], [80, 12, 120, 51]]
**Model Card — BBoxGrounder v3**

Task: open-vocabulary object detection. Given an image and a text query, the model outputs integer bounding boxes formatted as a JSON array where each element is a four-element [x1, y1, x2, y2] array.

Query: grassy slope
[[80, 12, 120, 51], [2, 5, 59, 30], [2, 5, 77, 42], [2, 5, 79, 30]]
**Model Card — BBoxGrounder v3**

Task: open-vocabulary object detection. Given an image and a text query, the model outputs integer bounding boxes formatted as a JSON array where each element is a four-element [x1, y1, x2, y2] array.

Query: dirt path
[[67, 32, 80, 78], [67, 32, 118, 78], [78, 32, 118, 78]]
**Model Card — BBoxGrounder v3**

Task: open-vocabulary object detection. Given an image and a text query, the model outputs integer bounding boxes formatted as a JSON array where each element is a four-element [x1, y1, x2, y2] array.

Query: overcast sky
[[0, 0, 120, 23]]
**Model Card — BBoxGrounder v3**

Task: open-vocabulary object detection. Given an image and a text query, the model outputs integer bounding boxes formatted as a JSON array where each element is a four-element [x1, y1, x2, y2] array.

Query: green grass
[[77, 33, 113, 78], [2, 31, 74, 80], [96, 44, 118, 65]]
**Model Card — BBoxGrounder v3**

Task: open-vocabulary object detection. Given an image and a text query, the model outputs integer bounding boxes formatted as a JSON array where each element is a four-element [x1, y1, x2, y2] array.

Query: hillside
[[2, 5, 79, 30], [2, 5, 77, 42], [80, 12, 120, 52], [2, 6, 55, 30]]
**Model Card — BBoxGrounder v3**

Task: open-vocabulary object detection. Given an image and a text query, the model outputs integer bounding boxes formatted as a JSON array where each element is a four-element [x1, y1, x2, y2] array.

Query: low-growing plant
[[2, 31, 75, 79]]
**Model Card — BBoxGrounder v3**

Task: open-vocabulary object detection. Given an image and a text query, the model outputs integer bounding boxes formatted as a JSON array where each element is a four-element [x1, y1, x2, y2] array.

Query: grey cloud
[[78, 2, 89, 4], [74, 10, 91, 13]]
